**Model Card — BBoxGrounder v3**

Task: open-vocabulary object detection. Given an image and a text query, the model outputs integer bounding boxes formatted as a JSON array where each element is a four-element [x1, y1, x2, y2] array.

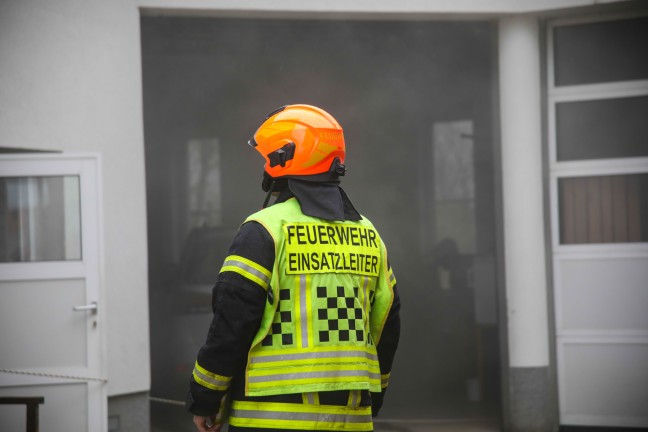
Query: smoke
[[142, 15, 500, 426]]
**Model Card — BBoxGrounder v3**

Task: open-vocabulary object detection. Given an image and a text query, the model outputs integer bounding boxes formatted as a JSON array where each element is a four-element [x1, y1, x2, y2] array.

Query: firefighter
[[186, 104, 401, 432]]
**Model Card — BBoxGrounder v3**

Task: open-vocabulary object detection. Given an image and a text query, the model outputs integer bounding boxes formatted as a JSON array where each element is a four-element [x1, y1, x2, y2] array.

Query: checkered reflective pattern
[[262, 288, 294, 346], [316, 286, 369, 344]]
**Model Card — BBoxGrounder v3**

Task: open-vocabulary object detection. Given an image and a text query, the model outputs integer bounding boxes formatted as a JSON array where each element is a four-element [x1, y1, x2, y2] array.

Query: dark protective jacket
[[186, 185, 401, 431]]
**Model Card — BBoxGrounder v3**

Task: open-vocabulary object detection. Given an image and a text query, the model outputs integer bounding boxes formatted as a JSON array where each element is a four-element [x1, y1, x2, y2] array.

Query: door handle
[[73, 301, 98, 314]]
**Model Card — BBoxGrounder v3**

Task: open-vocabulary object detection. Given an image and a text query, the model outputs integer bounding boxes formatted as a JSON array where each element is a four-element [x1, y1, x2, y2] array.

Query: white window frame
[[548, 12, 648, 428], [547, 12, 648, 255]]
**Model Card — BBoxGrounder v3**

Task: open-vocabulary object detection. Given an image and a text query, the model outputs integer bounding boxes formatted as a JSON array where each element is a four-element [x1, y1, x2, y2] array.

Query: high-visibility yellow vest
[[237, 197, 396, 397]]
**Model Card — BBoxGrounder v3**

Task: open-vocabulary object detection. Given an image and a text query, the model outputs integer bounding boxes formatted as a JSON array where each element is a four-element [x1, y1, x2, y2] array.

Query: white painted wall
[[0, 0, 148, 396], [0, 0, 627, 400]]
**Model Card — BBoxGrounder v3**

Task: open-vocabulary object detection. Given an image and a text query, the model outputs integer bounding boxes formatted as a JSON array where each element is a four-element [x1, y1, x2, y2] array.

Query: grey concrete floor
[[152, 420, 501, 432], [150, 399, 501, 432], [374, 419, 500, 432]]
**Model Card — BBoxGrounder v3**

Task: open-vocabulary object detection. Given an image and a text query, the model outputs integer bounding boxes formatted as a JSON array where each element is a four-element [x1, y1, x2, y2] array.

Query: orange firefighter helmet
[[249, 104, 346, 179]]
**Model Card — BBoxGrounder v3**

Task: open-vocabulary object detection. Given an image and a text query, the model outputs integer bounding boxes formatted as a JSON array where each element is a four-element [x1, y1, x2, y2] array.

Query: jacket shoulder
[[244, 198, 302, 230]]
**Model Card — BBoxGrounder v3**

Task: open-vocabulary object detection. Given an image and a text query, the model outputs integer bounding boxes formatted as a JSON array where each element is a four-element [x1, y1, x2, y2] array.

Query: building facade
[[0, 1, 646, 431]]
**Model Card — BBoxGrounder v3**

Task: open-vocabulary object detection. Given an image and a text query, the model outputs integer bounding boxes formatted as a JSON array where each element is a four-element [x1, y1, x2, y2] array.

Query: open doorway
[[141, 15, 501, 430]]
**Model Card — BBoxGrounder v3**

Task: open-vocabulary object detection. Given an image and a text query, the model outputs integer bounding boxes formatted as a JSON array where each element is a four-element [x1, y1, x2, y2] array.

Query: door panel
[[557, 257, 648, 331], [560, 342, 648, 427], [0, 279, 87, 369]]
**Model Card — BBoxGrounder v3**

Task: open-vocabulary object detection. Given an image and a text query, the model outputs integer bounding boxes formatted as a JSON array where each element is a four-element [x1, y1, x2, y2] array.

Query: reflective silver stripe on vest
[[303, 392, 317, 405], [193, 366, 231, 389], [348, 390, 360, 408], [250, 349, 378, 364], [300, 274, 309, 348], [231, 406, 372, 424], [223, 258, 271, 288], [362, 276, 370, 335], [248, 369, 380, 384]]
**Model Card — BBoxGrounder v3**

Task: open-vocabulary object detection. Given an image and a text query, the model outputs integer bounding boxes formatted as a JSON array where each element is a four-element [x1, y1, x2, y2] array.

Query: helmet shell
[[250, 104, 345, 178]]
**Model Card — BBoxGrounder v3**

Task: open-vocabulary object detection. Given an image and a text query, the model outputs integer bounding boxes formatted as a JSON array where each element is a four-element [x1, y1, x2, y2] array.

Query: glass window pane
[[187, 138, 223, 228], [432, 121, 476, 254], [556, 95, 648, 161], [0, 176, 81, 262], [553, 17, 648, 86], [559, 174, 648, 244]]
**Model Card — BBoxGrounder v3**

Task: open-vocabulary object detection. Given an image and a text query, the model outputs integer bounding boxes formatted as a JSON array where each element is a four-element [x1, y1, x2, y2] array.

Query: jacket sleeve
[[186, 221, 275, 416], [371, 262, 401, 417]]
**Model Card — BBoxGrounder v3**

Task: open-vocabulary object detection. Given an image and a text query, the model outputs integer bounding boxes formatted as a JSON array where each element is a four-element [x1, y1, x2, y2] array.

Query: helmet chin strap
[[261, 170, 274, 192], [262, 179, 275, 209]]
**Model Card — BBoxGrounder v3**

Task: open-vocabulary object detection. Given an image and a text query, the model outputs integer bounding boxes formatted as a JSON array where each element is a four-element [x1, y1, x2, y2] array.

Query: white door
[[0, 154, 106, 432]]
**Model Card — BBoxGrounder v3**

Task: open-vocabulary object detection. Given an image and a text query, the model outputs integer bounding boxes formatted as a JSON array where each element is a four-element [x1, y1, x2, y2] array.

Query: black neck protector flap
[[272, 179, 361, 222]]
